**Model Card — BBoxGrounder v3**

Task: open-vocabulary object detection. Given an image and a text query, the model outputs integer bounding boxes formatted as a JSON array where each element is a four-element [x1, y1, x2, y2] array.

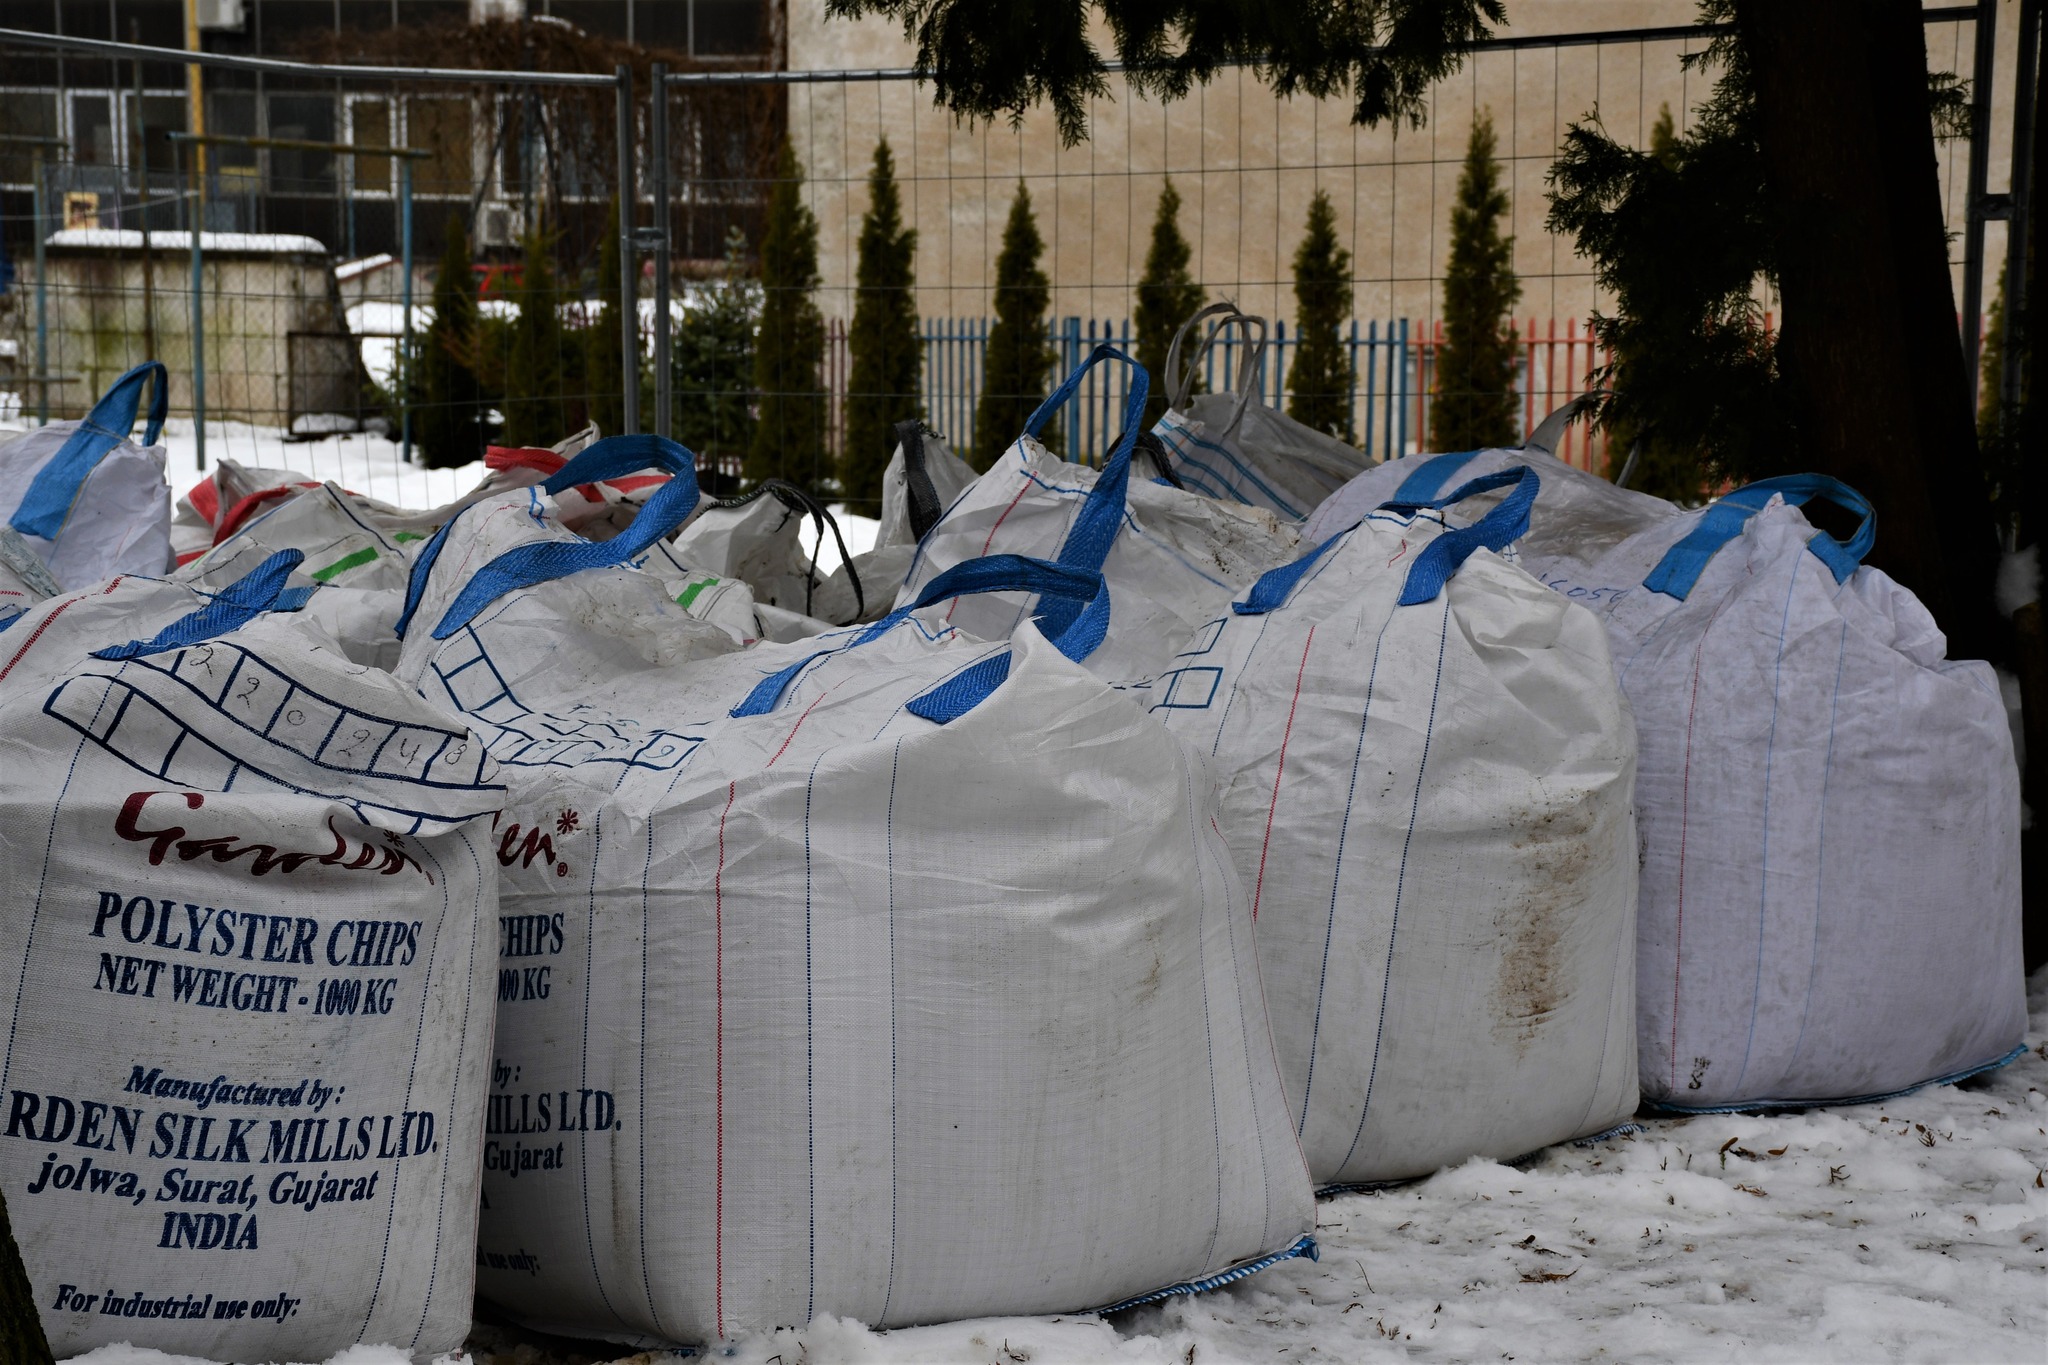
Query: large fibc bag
[[0, 525, 59, 630], [900, 345, 1301, 680], [1302, 439, 1680, 585], [392, 434, 1315, 1346], [667, 479, 865, 626], [0, 549, 504, 1361], [1153, 306, 1372, 521], [1, 362, 175, 589], [1128, 467, 1640, 1185], [1566, 476, 2026, 1109], [811, 421, 979, 627]]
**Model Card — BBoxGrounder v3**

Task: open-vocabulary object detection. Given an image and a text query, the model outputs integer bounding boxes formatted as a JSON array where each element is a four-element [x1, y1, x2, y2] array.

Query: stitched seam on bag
[[714, 779, 737, 1339], [1251, 626, 1316, 923], [942, 474, 1038, 624], [1340, 595, 1452, 1176], [1734, 564, 1804, 1093], [1786, 621, 1850, 1080], [1670, 594, 1732, 1092]]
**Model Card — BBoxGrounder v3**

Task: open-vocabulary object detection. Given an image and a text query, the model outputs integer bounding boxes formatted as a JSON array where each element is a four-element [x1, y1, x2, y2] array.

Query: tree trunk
[[1736, 0, 2003, 664], [0, 1189, 53, 1365]]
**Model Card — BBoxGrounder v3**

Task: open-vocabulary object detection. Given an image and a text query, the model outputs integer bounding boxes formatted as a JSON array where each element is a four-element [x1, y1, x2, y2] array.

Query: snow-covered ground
[[65, 968, 2048, 1365]]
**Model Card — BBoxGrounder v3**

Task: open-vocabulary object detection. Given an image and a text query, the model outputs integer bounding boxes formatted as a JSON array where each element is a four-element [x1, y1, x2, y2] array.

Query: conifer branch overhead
[[826, 0, 1506, 146]]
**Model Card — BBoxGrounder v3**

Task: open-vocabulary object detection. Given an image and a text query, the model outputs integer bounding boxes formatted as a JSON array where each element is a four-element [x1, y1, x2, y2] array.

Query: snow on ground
[[64, 970, 2048, 1365]]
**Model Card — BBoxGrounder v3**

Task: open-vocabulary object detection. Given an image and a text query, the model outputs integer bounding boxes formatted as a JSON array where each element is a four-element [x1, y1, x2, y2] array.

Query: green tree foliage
[[412, 214, 489, 469], [1545, 6, 1973, 494], [1589, 106, 1710, 502], [1285, 189, 1356, 443], [842, 139, 922, 508], [826, 0, 1507, 145], [676, 226, 762, 481], [749, 141, 828, 487], [502, 220, 570, 447], [1545, 11, 1787, 489], [1430, 111, 1521, 450], [974, 183, 1060, 468], [1133, 178, 1204, 427], [586, 195, 626, 436]]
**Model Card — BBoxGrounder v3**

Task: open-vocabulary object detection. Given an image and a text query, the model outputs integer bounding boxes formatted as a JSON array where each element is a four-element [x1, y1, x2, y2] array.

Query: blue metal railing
[[912, 315, 1419, 463]]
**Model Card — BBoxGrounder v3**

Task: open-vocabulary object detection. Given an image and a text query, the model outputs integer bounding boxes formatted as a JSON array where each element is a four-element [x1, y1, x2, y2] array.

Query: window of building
[[409, 96, 474, 197], [0, 91, 59, 187], [349, 96, 395, 196], [268, 92, 338, 190]]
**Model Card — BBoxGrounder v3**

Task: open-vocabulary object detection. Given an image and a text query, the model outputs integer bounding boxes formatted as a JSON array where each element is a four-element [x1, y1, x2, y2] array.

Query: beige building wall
[[786, 0, 2019, 342]]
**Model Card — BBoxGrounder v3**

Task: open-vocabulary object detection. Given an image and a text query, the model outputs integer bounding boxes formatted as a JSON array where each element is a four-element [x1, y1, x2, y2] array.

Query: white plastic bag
[[392, 434, 1315, 1346], [900, 345, 1300, 680], [1133, 468, 1640, 1184], [0, 550, 503, 1361], [1571, 476, 2026, 1108], [0, 362, 175, 589]]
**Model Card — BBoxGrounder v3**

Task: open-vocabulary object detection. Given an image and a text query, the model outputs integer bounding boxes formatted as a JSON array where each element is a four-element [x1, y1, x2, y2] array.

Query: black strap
[[710, 479, 865, 621], [1110, 428, 1184, 490], [894, 420, 946, 542]]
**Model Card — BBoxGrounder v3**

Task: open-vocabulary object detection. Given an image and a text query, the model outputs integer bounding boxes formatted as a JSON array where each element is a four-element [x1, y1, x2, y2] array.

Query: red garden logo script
[[115, 791, 433, 883]]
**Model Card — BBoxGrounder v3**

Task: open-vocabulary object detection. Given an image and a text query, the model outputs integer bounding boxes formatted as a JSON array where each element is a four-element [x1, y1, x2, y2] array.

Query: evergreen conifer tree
[[974, 183, 1059, 468], [412, 214, 488, 468], [842, 139, 922, 508], [1133, 178, 1203, 427], [503, 220, 568, 447], [1285, 189, 1356, 443], [1430, 110, 1521, 450], [675, 226, 761, 485], [585, 195, 625, 436], [748, 141, 828, 487]]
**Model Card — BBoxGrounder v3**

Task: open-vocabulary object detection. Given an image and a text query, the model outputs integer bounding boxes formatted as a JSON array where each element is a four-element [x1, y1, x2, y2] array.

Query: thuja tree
[[1133, 178, 1203, 427], [842, 139, 922, 508], [1286, 189, 1355, 443], [586, 195, 626, 436], [1431, 111, 1521, 450], [748, 141, 827, 487], [502, 220, 569, 447], [412, 214, 489, 468], [974, 183, 1059, 467], [676, 225, 761, 482]]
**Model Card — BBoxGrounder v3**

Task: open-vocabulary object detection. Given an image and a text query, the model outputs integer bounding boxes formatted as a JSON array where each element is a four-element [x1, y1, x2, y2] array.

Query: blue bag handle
[[1026, 345, 1149, 635], [1240, 467, 1539, 614], [92, 548, 305, 660], [11, 361, 169, 542], [1388, 448, 1484, 504], [731, 554, 1110, 724], [396, 433, 702, 640], [1642, 474, 1874, 601]]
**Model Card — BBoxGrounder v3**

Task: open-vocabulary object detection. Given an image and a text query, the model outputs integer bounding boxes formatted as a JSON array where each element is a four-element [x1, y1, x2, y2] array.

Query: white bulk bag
[[1135, 468, 1640, 1186], [1302, 440, 1681, 585], [812, 422, 978, 626], [1573, 476, 2026, 1109], [392, 435, 1315, 1346], [0, 362, 175, 589], [0, 549, 503, 1361], [900, 345, 1300, 680], [1153, 306, 1372, 521], [667, 480, 861, 625], [0, 526, 58, 630]]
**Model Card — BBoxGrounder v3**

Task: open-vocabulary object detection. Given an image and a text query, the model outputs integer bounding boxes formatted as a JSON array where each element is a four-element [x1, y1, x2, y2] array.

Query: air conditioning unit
[[476, 203, 522, 249], [195, 0, 246, 31]]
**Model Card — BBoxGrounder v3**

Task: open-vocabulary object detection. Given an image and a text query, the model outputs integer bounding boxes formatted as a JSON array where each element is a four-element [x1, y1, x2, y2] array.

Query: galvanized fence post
[[650, 64, 672, 440], [615, 64, 639, 435], [400, 157, 414, 465]]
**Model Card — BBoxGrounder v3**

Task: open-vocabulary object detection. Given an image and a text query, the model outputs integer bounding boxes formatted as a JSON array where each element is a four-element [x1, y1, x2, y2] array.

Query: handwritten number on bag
[[335, 727, 373, 761], [235, 676, 260, 707]]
